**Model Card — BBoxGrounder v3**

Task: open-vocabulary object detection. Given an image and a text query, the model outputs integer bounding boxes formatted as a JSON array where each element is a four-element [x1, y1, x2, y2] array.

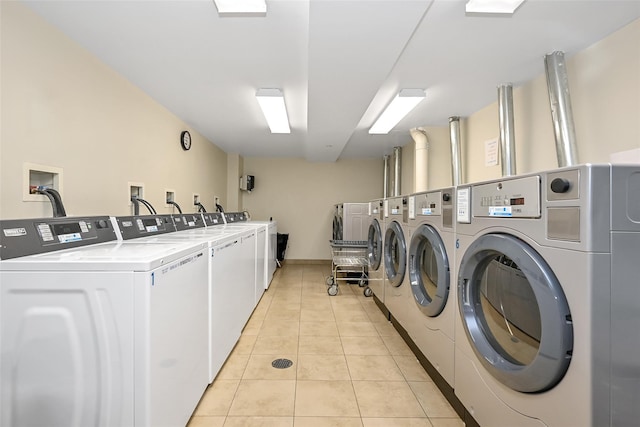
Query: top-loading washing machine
[[228, 211, 278, 290], [404, 187, 456, 387], [453, 164, 640, 427], [177, 212, 258, 382], [0, 215, 210, 427], [384, 196, 410, 328], [221, 212, 264, 304], [116, 212, 255, 384], [367, 199, 386, 308]]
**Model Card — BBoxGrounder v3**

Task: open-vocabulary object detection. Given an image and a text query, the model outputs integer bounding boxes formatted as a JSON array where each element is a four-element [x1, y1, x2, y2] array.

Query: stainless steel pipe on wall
[[383, 154, 390, 198], [449, 117, 462, 186], [498, 84, 517, 176], [393, 146, 402, 197], [545, 51, 579, 167]]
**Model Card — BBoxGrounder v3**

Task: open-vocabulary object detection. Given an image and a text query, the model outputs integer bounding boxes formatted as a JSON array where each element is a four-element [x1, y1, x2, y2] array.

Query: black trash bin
[[276, 233, 289, 266]]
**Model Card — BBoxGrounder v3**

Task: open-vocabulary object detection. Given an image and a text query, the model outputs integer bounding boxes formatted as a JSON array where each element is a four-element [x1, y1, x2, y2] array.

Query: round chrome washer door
[[409, 224, 449, 317], [458, 233, 573, 393], [384, 220, 406, 287], [367, 219, 382, 270], [333, 215, 343, 241]]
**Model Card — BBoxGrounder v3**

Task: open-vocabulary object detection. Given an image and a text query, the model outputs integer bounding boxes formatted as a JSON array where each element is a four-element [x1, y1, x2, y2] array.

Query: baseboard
[[281, 259, 331, 265]]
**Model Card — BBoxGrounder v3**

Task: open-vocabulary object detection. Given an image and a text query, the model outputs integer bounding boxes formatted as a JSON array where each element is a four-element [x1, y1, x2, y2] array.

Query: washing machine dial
[[550, 177, 571, 193], [96, 219, 109, 229]]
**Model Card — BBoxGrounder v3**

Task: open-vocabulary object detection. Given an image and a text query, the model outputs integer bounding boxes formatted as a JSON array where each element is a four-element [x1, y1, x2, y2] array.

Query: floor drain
[[272, 358, 293, 369]]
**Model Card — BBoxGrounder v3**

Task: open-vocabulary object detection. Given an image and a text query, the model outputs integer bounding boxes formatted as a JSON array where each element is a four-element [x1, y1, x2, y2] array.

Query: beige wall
[[226, 153, 243, 212], [241, 157, 383, 260], [464, 18, 640, 183], [0, 2, 227, 219]]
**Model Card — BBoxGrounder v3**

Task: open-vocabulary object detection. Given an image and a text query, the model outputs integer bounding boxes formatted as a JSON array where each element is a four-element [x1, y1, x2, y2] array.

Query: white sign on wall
[[485, 138, 499, 167]]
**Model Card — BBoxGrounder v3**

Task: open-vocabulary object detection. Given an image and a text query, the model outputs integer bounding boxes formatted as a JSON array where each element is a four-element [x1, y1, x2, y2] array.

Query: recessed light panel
[[214, 0, 267, 16]]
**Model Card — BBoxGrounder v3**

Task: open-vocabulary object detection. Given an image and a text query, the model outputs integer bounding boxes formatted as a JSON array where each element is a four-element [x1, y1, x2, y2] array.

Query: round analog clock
[[180, 130, 192, 151]]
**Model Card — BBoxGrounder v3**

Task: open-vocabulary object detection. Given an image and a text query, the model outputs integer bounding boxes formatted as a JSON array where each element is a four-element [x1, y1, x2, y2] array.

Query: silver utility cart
[[326, 240, 372, 297]]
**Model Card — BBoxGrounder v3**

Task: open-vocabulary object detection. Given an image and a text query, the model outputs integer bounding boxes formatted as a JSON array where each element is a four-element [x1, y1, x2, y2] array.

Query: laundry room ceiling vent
[[213, 0, 267, 16]]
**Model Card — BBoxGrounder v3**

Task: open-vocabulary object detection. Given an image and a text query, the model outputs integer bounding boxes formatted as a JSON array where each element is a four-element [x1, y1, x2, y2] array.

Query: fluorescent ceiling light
[[465, 0, 526, 14], [369, 89, 426, 135], [213, 0, 266, 16], [256, 89, 290, 134]]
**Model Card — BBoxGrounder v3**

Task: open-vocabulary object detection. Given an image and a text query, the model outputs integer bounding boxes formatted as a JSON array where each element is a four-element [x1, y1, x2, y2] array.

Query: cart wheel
[[358, 277, 367, 287], [363, 287, 373, 297], [326, 276, 334, 286], [328, 285, 339, 296]]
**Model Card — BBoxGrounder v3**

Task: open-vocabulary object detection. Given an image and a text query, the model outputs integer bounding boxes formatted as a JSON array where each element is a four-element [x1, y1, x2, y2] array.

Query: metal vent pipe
[[498, 84, 517, 176], [383, 155, 390, 198], [393, 146, 402, 197], [411, 128, 429, 192], [545, 51, 579, 167], [449, 117, 463, 186]]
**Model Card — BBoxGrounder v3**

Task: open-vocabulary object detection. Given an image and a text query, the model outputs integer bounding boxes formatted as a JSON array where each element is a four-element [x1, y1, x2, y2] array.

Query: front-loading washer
[[342, 202, 369, 241], [384, 196, 410, 328], [367, 198, 386, 309], [404, 187, 456, 387], [0, 215, 210, 427], [454, 164, 640, 427]]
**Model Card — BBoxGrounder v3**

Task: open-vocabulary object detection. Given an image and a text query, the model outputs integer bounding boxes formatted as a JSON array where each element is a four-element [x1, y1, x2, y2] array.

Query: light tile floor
[[188, 263, 465, 427]]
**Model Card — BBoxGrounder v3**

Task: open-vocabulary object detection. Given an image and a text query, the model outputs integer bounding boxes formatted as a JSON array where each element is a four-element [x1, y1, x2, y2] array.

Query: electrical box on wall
[[23, 163, 63, 202], [240, 175, 255, 192]]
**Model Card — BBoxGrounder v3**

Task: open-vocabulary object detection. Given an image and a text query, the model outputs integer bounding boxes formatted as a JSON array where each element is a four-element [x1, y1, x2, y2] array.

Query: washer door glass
[[409, 224, 449, 317], [367, 219, 382, 270], [384, 221, 406, 287], [458, 233, 573, 393], [333, 216, 343, 241]]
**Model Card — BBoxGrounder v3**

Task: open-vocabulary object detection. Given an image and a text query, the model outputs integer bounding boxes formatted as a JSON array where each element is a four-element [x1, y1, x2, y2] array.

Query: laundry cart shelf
[[326, 240, 371, 297]]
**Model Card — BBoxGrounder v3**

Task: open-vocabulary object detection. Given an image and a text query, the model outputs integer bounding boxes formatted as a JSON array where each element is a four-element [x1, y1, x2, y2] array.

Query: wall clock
[[180, 130, 191, 151]]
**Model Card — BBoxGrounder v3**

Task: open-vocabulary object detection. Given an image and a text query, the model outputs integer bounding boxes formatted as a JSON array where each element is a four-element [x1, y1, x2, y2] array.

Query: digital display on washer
[[52, 222, 83, 236], [510, 197, 525, 206], [142, 218, 158, 227], [38, 221, 88, 243]]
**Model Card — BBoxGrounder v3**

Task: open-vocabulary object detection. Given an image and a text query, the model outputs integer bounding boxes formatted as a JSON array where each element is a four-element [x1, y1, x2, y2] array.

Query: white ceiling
[[23, 0, 640, 162]]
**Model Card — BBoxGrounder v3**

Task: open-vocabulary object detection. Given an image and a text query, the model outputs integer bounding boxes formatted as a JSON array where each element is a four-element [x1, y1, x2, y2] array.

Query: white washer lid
[[0, 240, 207, 271]]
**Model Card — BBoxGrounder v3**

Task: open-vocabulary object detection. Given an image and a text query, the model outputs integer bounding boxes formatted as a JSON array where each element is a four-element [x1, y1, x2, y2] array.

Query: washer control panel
[[202, 212, 225, 226], [113, 214, 176, 240], [173, 214, 205, 231], [473, 175, 541, 218], [0, 216, 116, 259]]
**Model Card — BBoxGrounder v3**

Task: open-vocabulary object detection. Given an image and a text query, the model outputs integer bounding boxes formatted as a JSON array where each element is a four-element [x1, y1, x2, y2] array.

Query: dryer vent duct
[[383, 154, 391, 198], [392, 146, 402, 197], [498, 84, 517, 177], [545, 51, 579, 167], [410, 128, 429, 192], [449, 117, 463, 186]]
